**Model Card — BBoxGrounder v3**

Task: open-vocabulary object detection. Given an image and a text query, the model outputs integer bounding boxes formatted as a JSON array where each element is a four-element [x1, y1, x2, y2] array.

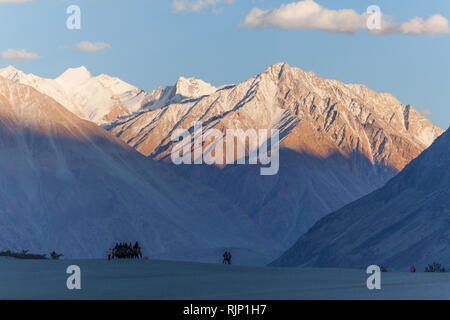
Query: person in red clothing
[[411, 265, 416, 273]]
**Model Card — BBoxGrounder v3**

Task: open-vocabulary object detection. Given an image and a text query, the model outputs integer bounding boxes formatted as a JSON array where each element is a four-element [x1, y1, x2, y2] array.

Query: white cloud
[[377, 14, 450, 35], [0, 49, 39, 61], [242, 0, 450, 35], [72, 41, 111, 52], [173, 0, 235, 13], [242, 0, 364, 33]]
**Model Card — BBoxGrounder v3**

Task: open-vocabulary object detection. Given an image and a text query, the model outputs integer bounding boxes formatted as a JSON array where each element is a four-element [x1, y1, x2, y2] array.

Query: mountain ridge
[[108, 62, 442, 168], [104, 62, 444, 246], [0, 65, 217, 125]]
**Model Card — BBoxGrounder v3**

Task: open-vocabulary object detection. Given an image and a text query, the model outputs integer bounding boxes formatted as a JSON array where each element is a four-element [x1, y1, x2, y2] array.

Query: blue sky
[[0, 0, 449, 128]]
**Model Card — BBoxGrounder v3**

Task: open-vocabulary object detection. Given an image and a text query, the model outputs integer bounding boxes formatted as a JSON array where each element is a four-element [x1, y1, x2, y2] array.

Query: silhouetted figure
[[223, 251, 228, 264], [222, 251, 232, 264]]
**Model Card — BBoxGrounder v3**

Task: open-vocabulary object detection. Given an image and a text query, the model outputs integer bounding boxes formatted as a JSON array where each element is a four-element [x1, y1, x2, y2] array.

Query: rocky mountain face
[[0, 75, 273, 262], [106, 62, 443, 246], [108, 63, 441, 166], [272, 128, 449, 270]]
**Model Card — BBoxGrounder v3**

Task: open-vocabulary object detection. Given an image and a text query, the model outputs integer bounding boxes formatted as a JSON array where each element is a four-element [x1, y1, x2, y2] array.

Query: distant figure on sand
[[134, 242, 142, 259], [222, 251, 232, 265]]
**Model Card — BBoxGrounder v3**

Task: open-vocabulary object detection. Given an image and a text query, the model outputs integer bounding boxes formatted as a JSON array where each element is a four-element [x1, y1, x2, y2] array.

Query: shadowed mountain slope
[[272, 128, 450, 270], [0, 75, 272, 261]]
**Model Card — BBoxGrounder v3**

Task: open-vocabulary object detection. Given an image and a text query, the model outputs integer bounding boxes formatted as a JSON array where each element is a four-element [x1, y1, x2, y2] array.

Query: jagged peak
[[0, 65, 38, 84], [57, 66, 92, 82], [176, 76, 213, 86], [261, 63, 398, 104], [0, 65, 26, 76], [174, 76, 216, 98], [260, 62, 318, 82], [268, 61, 290, 70], [1, 65, 20, 72], [262, 62, 291, 76]]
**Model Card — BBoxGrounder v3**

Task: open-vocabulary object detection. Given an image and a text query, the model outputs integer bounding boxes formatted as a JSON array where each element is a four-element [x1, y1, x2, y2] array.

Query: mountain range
[[0, 63, 445, 264], [0, 65, 217, 125]]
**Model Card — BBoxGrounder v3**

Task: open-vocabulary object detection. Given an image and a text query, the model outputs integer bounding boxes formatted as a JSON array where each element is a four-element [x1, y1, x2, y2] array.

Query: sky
[[0, 0, 449, 129]]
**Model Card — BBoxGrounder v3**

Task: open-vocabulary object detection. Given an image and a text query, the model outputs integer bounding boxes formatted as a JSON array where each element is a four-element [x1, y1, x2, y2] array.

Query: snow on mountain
[[53, 66, 150, 123], [141, 76, 217, 111], [272, 128, 450, 270], [175, 76, 217, 98], [109, 62, 442, 165], [0, 66, 217, 125], [0, 76, 274, 261], [55, 66, 93, 87], [106, 62, 444, 247], [0, 65, 157, 124]]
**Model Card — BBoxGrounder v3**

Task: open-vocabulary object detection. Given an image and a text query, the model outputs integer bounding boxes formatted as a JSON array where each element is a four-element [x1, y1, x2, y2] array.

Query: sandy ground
[[0, 258, 449, 300]]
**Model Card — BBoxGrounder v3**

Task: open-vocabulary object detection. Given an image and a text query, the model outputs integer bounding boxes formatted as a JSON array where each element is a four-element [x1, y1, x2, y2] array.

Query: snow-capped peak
[[0, 65, 28, 81], [175, 76, 217, 98], [267, 61, 289, 71], [2, 65, 19, 73], [56, 66, 92, 87], [0, 65, 152, 124]]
